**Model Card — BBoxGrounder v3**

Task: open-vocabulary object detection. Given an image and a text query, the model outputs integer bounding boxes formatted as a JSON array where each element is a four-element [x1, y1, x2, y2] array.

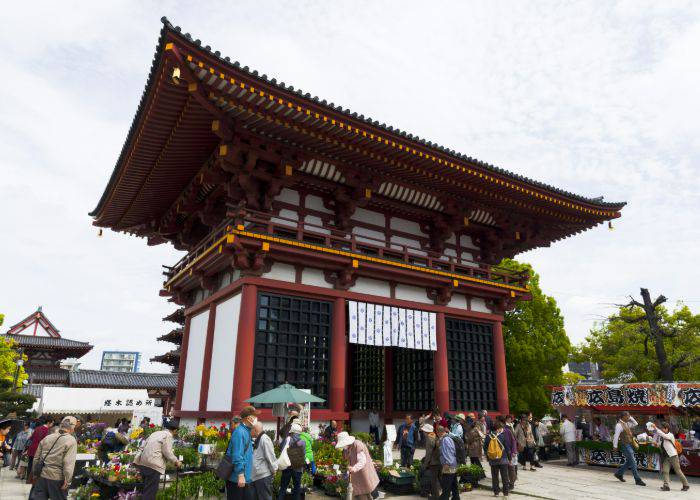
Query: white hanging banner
[[347, 301, 437, 351]]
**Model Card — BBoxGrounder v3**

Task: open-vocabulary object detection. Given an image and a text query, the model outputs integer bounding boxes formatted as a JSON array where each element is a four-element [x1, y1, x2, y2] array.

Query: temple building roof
[[68, 369, 177, 389], [91, 17, 624, 255]]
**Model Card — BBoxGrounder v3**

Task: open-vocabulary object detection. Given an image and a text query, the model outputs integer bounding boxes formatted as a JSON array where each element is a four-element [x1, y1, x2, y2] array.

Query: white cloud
[[1, 1, 699, 371]]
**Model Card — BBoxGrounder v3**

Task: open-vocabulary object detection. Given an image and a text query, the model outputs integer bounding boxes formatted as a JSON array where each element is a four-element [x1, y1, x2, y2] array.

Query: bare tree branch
[[652, 295, 668, 309], [671, 353, 700, 370]]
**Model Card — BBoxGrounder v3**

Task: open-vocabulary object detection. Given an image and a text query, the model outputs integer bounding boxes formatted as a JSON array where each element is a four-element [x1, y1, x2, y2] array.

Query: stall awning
[[348, 301, 436, 351], [38, 387, 155, 414]]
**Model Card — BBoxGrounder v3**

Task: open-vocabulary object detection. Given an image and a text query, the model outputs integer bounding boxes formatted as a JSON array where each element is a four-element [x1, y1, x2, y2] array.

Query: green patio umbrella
[[246, 383, 325, 440], [245, 383, 325, 404]]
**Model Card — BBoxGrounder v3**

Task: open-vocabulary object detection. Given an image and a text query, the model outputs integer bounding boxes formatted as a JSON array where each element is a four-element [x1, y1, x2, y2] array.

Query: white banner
[[348, 301, 437, 351]]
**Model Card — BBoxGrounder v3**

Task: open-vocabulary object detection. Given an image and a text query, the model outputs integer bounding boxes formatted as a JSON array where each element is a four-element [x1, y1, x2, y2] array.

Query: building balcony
[[162, 210, 529, 305]]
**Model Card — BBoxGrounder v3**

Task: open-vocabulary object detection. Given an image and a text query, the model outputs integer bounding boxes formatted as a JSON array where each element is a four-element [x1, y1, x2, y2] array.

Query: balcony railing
[[165, 210, 528, 290]]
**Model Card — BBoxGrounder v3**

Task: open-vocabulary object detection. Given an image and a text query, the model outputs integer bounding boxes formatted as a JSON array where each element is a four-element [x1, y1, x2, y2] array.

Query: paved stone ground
[[0, 466, 32, 500], [2, 459, 697, 499]]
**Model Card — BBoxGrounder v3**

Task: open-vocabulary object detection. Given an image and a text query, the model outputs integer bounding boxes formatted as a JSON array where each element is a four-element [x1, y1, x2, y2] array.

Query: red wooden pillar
[[174, 316, 192, 413], [434, 312, 450, 412], [329, 297, 347, 417], [198, 303, 217, 412], [492, 320, 510, 415], [231, 284, 258, 413]]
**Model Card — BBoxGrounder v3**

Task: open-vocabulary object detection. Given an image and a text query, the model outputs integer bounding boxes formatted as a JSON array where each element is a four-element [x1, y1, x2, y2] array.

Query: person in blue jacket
[[226, 406, 260, 500], [396, 415, 417, 467]]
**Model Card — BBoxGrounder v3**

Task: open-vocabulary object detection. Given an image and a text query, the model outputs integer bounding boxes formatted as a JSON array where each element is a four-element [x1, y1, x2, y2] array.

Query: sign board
[[299, 389, 311, 429], [385, 424, 397, 443], [130, 406, 163, 428]]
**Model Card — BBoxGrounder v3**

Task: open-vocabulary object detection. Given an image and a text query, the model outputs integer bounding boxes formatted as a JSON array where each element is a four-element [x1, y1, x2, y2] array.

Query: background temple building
[[151, 308, 184, 372], [91, 18, 625, 429], [1, 308, 177, 413]]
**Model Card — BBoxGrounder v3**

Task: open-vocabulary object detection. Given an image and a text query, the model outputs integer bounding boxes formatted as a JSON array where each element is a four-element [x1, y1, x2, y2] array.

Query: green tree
[[574, 301, 700, 382], [500, 259, 571, 416], [0, 319, 35, 414]]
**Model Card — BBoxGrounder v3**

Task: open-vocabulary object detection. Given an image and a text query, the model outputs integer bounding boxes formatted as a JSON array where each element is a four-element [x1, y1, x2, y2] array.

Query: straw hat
[[455, 413, 466, 422], [335, 431, 356, 449], [421, 423, 434, 433]]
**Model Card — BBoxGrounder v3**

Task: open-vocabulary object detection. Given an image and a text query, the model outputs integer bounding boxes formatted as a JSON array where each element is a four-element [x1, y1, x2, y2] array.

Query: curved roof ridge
[[156, 17, 625, 210]]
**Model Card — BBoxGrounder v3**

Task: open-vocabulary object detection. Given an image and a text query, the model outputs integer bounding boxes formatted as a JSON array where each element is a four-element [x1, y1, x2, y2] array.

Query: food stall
[[551, 382, 700, 476]]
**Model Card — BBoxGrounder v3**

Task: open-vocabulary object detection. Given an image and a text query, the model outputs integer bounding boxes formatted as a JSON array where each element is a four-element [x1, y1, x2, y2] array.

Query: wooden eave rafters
[[92, 21, 624, 253]]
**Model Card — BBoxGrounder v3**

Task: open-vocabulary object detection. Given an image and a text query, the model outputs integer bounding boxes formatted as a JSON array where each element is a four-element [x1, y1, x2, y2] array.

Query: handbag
[[277, 444, 291, 471], [215, 436, 250, 481]]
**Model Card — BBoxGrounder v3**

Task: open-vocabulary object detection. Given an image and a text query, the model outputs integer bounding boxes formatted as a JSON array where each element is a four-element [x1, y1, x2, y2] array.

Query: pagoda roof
[[1, 334, 93, 357], [91, 17, 625, 248], [68, 369, 177, 389], [6, 307, 61, 338], [157, 328, 183, 344], [162, 308, 185, 325], [150, 349, 181, 367]]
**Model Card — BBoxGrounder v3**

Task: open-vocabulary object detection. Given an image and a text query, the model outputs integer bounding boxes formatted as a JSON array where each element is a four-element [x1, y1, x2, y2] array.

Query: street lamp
[[13, 349, 25, 391]]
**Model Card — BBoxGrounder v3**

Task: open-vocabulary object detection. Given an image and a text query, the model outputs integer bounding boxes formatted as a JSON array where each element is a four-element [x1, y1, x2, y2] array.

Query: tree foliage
[[574, 301, 700, 382], [500, 259, 571, 416], [0, 321, 35, 414]]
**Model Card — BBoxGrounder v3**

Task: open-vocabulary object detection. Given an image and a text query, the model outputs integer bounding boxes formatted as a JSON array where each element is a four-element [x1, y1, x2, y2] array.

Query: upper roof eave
[[90, 17, 626, 222]]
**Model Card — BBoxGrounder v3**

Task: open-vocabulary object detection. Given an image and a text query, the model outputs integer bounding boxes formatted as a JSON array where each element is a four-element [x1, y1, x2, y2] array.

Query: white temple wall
[[180, 310, 210, 412], [471, 297, 491, 313], [206, 294, 242, 412], [265, 263, 297, 282], [395, 284, 432, 304], [351, 277, 391, 296], [301, 268, 333, 288]]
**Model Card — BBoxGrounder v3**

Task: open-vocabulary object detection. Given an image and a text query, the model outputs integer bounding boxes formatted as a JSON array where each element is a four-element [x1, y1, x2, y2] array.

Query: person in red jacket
[[26, 417, 50, 484]]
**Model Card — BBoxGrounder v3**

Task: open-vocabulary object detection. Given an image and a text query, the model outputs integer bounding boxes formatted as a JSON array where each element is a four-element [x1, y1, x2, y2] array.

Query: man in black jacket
[[527, 412, 543, 468]]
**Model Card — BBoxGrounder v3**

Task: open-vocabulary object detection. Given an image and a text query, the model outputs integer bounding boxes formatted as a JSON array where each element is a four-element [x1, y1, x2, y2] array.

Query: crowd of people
[[393, 409, 548, 498]]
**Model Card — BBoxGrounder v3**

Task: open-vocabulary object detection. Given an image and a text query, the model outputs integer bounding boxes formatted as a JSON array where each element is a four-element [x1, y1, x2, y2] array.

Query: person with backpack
[[251, 422, 277, 500], [436, 426, 459, 500], [226, 406, 259, 500], [278, 422, 306, 500], [484, 421, 513, 497], [299, 425, 316, 475], [650, 421, 689, 492], [29, 416, 78, 500], [421, 424, 441, 500]]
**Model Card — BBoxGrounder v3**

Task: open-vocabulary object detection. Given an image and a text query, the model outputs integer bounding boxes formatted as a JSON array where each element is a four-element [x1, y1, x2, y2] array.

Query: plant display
[[575, 440, 661, 454], [312, 439, 346, 466], [156, 471, 225, 499], [323, 473, 349, 497]]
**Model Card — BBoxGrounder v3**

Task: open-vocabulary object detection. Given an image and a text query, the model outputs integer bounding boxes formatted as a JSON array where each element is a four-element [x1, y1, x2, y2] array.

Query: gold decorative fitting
[[262, 242, 270, 251], [352, 259, 359, 268], [171, 67, 181, 85]]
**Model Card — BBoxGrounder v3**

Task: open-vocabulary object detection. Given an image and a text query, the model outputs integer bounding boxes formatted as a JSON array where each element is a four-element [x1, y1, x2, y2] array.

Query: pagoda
[[91, 18, 625, 428], [2, 307, 93, 385]]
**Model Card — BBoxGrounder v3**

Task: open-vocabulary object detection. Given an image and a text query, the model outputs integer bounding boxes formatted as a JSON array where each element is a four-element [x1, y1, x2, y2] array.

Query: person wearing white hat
[[278, 421, 306, 500], [336, 432, 380, 500], [421, 424, 441, 500]]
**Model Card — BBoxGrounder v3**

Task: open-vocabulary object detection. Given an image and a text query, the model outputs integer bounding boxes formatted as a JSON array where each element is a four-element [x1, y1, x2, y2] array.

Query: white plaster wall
[[444, 248, 457, 258], [351, 207, 385, 226], [275, 188, 300, 205], [305, 214, 330, 235], [395, 284, 432, 305], [391, 217, 426, 237], [351, 277, 391, 297], [449, 294, 468, 310], [36, 324, 52, 337], [180, 310, 210, 412], [351, 415, 370, 433], [391, 235, 425, 255], [460, 235, 478, 250], [353, 226, 385, 245], [302, 268, 333, 288], [265, 263, 297, 283], [447, 234, 457, 245], [471, 297, 491, 313], [207, 294, 242, 412], [305, 195, 333, 213]]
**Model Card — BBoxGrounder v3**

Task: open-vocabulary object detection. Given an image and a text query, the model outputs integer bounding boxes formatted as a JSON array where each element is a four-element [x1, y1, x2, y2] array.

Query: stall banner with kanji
[[579, 448, 660, 472], [101, 397, 155, 410], [551, 383, 700, 408]]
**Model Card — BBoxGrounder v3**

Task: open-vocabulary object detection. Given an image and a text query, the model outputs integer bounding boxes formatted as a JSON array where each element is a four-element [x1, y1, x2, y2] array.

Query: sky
[[1, 1, 699, 372]]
